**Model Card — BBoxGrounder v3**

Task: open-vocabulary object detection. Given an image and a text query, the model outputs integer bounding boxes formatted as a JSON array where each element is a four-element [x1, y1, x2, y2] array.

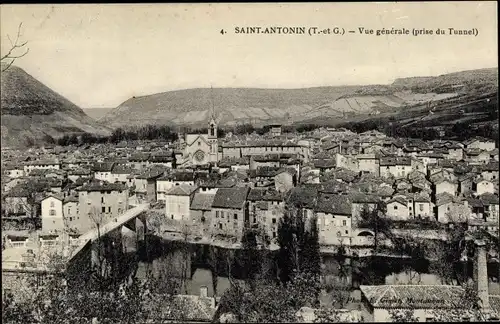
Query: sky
[[1, 2, 497, 108]]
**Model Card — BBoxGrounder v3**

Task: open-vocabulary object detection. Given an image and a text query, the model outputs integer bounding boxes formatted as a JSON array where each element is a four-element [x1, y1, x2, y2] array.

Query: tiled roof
[[248, 188, 283, 202], [249, 166, 281, 178], [212, 187, 250, 209], [320, 181, 351, 194], [41, 193, 64, 201], [414, 193, 431, 203], [159, 172, 195, 182], [129, 153, 151, 161], [221, 140, 301, 148], [360, 285, 466, 309], [313, 159, 336, 169], [63, 195, 79, 203], [351, 193, 380, 204], [379, 156, 411, 166], [480, 162, 499, 172], [252, 154, 282, 162], [91, 162, 115, 172], [287, 186, 318, 209], [478, 193, 499, 205], [387, 196, 408, 206], [190, 193, 216, 211], [166, 184, 198, 196], [111, 166, 135, 175], [314, 193, 351, 215], [435, 193, 456, 206], [25, 159, 60, 166], [490, 296, 500, 318], [148, 154, 174, 163], [136, 169, 165, 180], [77, 181, 126, 192], [217, 157, 250, 167]]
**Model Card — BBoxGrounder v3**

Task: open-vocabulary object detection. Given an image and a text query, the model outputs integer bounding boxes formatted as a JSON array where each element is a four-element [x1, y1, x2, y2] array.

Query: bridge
[[69, 203, 150, 260]]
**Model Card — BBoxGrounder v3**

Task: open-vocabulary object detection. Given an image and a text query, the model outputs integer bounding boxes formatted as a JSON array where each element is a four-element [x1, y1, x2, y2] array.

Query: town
[[2, 118, 499, 322], [1, 2, 498, 323]]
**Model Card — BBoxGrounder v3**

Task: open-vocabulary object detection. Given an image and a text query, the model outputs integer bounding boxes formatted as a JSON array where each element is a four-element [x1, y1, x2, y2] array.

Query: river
[[136, 235, 500, 299]]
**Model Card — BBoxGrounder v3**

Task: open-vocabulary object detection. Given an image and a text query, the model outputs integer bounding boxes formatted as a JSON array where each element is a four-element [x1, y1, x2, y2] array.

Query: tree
[[388, 309, 419, 322], [277, 210, 301, 284], [1, 22, 29, 72], [179, 224, 192, 294], [216, 272, 320, 323], [356, 202, 392, 252], [299, 215, 321, 279], [207, 245, 220, 297], [393, 228, 427, 284], [445, 202, 472, 224], [241, 228, 262, 287], [427, 221, 469, 285], [312, 307, 344, 323]]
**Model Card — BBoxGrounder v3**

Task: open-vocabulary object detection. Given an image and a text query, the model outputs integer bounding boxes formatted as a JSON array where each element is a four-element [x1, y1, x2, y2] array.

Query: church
[[182, 114, 219, 166]]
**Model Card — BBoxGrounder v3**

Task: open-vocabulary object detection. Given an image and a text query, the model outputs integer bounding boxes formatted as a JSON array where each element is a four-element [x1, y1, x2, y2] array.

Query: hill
[[82, 108, 114, 121], [1, 65, 111, 148], [101, 68, 498, 129]]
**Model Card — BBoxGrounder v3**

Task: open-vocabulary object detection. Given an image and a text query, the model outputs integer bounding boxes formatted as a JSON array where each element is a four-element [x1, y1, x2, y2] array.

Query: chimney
[[473, 240, 490, 311], [199, 286, 208, 298]]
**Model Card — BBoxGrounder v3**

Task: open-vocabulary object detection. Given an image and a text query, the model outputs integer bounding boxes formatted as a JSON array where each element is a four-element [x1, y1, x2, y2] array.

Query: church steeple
[[208, 85, 217, 138]]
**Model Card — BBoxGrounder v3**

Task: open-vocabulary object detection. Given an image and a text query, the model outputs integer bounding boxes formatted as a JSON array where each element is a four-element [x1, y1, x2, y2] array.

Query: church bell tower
[[208, 86, 219, 162]]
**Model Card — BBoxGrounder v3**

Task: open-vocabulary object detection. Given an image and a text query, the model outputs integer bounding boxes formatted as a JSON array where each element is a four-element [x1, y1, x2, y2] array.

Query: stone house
[[474, 178, 495, 196], [211, 187, 250, 240], [41, 194, 65, 233], [76, 182, 129, 234], [165, 184, 198, 222], [386, 196, 410, 221], [313, 193, 352, 245]]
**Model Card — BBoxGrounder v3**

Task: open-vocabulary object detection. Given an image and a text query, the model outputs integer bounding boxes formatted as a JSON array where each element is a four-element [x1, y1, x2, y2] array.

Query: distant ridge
[[100, 67, 498, 129], [1, 64, 111, 148]]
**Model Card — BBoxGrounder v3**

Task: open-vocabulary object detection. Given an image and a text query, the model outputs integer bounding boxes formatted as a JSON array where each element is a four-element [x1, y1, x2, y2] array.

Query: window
[[419, 204, 424, 211], [69, 217, 73, 221], [198, 142, 201, 146], [216, 211, 219, 218], [272, 218, 276, 224], [409, 206, 412, 210], [108, 207, 111, 213], [101, 197, 104, 203], [49, 209, 56, 216], [50, 201, 55, 208], [102, 207, 106, 213], [234, 214, 238, 220], [219, 224, 222, 229], [342, 220, 347, 226], [394, 205, 398, 210]]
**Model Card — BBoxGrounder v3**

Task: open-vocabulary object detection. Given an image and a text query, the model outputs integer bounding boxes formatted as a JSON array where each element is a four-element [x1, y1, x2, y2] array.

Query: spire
[[210, 85, 216, 121]]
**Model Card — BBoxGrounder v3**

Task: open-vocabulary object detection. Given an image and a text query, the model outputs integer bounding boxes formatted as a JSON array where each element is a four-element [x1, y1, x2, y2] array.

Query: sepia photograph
[[0, 2, 498, 323]]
